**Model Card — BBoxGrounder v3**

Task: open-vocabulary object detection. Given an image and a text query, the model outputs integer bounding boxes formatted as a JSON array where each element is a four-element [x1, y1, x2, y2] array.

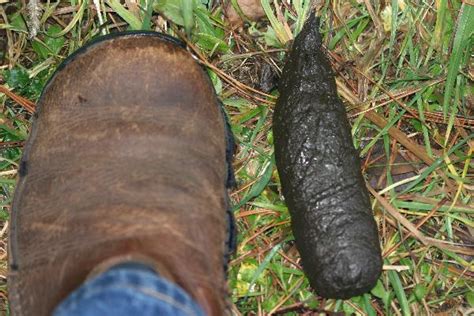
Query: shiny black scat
[[273, 13, 382, 299]]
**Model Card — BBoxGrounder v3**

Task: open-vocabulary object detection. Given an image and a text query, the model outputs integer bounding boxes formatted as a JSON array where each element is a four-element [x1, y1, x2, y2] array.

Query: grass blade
[[363, 293, 377, 316], [387, 269, 410, 316], [233, 158, 274, 210], [141, 0, 155, 30], [181, 0, 194, 36], [293, 0, 311, 36], [245, 243, 282, 298], [442, 3, 474, 119], [107, 0, 142, 30], [261, 0, 291, 46]]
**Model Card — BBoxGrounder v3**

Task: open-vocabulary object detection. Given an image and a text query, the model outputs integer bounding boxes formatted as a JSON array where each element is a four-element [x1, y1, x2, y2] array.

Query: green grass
[[0, 0, 473, 315]]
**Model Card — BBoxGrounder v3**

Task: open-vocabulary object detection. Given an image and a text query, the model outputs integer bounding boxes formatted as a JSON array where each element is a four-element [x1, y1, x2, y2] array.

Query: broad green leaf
[[414, 284, 428, 302], [32, 25, 65, 59], [467, 291, 474, 307], [6, 12, 27, 33], [154, 0, 199, 26], [195, 32, 229, 54]]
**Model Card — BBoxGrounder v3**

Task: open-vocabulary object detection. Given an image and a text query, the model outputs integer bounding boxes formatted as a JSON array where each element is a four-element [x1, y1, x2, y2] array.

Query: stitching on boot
[[219, 99, 237, 260], [219, 101, 236, 189], [220, 100, 236, 315]]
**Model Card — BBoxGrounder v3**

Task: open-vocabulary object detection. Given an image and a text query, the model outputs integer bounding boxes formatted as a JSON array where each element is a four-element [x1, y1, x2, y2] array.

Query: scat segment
[[273, 13, 382, 299]]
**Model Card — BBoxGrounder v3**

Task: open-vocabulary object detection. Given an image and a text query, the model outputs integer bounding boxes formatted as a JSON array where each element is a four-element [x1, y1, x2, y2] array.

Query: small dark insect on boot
[[8, 32, 235, 316]]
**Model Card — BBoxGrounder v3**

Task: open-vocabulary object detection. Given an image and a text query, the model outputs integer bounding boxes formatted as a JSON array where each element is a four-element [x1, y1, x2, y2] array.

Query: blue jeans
[[53, 263, 206, 316]]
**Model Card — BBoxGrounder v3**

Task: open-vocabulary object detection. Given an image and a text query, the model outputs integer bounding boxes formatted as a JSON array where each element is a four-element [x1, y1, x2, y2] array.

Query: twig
[[368, 184, 429, 245], [27, 0, 41, 38], [170, 25, 276, 105], [0, 85, 36, 113]]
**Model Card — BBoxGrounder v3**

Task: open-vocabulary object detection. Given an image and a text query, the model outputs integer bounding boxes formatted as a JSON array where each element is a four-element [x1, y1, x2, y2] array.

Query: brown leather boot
[[8, 32, 235, 316]]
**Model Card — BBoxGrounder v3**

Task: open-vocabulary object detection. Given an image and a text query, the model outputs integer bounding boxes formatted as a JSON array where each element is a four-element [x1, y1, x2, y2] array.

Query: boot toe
[[9, 32, 229, 316]]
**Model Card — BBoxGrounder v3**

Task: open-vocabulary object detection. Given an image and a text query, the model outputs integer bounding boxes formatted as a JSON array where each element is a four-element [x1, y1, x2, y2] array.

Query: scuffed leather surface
[[9, 33, 232, 316], [273, 14, 382, 299]]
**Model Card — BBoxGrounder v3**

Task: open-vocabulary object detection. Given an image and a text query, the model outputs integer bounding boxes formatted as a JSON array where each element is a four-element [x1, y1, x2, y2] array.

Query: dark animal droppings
[[273, 14, 382, 299]]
